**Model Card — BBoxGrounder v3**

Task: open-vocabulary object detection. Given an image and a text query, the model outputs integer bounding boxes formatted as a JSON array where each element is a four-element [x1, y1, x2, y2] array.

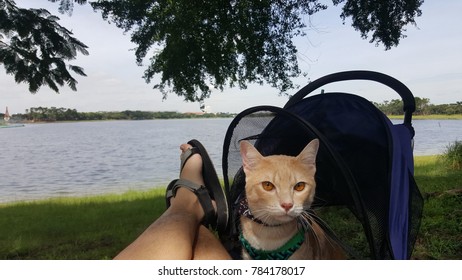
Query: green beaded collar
[[239, 230, 305, 260]]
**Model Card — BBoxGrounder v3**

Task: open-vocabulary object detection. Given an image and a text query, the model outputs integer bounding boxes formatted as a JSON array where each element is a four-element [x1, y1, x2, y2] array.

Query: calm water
[[0, 118, 460, 203]]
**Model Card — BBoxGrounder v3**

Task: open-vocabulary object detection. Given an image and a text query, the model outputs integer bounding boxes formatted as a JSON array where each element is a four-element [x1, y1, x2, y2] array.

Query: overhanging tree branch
[[0, 0, 88, 93], [1, 0, 423, 99]]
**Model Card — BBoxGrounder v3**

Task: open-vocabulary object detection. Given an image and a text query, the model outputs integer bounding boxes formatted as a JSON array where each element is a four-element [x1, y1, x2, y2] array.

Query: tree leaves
[[2, 0, 424, 99], [91, 0, 330, 101], [0, 0, 88, 93], [334, 0, 424, 49], [90, 0, 423, 102], [47, 0, 88, 15]]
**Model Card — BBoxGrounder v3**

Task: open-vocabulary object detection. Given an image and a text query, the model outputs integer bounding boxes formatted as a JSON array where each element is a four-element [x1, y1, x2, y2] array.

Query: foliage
[[335, 0, 423, 49], [441, 141, 462, 170], [374, 98, 462, 115], [47, 0, 88, 15], [2, 0, 423, 101], [0, 0, 89, 93], [90, 0, 423, 101], [12, 106, 234, 122], [90, 0, 327, 101], [8, 98, 462, 122]]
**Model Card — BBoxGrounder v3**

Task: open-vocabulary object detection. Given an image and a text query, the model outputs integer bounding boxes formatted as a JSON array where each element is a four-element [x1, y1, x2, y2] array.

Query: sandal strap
[[180, 147, 199, 171], [187, 139, 228, 234], [165, 139, 228, 235], [168, 179, 216, 228]]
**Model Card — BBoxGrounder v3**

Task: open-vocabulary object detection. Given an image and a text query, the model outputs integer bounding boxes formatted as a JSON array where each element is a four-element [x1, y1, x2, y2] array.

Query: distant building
[[185, 112, 206, 116], [4, 106, 10, 122]]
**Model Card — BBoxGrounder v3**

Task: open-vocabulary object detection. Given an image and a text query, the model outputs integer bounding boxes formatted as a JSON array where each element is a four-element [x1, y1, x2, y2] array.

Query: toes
[[180, 143, 193, 153], [179, 144, 203, 183]]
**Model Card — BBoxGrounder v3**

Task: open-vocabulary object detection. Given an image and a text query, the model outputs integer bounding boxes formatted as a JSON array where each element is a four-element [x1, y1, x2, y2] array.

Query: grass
[[441, 141, 462, 170], [0, 155, 461, 259], [411, 155, 462, 259], [411, 142, 462, 259], [0, 189, 167, 259], [387, 114, 462, 120]]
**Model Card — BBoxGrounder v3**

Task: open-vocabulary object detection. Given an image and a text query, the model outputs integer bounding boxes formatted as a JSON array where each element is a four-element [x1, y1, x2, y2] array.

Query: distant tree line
[[374, 97, 462, 115], [6, 107, 234, 122], [4, 98, 461, 122]]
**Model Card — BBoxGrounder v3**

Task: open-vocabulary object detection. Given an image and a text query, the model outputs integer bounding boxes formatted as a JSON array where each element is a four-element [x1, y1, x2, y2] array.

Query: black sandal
[[165, 139, 228, 235]]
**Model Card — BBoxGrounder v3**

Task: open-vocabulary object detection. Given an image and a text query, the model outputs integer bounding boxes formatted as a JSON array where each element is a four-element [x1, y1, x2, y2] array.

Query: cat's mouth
[[271, 211, 299, 223], [251, 213, 295, 227]]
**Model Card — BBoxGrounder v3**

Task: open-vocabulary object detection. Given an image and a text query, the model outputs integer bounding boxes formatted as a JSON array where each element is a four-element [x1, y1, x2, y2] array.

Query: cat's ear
[[240, 140, 263, 172], [297, 139, 319, 165]]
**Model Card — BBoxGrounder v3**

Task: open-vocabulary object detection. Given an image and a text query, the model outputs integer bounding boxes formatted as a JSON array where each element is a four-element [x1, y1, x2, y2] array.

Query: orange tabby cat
[[239, 139, 345, 260]]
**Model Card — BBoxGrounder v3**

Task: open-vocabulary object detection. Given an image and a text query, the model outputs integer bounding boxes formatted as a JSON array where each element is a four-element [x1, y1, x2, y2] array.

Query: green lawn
[[388, 114, 462, 120], [0, 189, 167, 259], [411, 156, 462, 259], [0, 156, 460, 259]]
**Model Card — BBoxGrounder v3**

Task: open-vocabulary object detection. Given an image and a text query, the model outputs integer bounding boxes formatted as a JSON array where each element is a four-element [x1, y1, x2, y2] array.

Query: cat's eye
[[261, 181, 275, 191], [294, 182, 306, 191]]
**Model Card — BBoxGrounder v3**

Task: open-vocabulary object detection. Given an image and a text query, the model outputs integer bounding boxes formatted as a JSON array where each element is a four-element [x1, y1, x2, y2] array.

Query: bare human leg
[[114, 143, 230, 260]]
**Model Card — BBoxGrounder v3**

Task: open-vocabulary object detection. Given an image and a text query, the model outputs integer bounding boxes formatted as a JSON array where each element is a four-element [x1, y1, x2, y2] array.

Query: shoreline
[[10, 114, 462, 124], [388, 114, 462, 120], [0, 155, 441, 206], [0, 186, 167, 207], [18, 116, 234, 123]]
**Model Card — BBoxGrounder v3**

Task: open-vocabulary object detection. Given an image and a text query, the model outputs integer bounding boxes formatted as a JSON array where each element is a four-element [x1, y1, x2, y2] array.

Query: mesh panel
[[408, 175, 424, 258]]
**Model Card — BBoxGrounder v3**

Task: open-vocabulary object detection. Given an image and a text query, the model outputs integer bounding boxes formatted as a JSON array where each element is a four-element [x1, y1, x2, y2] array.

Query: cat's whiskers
[[304, 210, 343, 258], [296, 211, 324, 259], [255, 206, 297, 223], [246, 206, 299, 237], [252, 208, 286, 225]]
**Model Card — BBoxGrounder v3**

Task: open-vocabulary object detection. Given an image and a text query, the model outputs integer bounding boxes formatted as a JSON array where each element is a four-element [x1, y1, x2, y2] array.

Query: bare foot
[[179, 143, 205, 186], [168, 144, 207, 222]]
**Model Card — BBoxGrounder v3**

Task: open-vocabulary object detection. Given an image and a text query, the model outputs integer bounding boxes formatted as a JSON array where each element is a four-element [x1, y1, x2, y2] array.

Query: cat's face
[[240, 139, 319, 224]]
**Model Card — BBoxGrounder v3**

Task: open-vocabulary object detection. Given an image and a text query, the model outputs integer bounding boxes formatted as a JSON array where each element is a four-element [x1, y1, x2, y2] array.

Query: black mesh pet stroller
[[220, 70, 423, 259]]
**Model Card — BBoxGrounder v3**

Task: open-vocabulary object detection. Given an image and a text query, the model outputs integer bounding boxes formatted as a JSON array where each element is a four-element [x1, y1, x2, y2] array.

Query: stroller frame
[[221, 70, 423, 259]]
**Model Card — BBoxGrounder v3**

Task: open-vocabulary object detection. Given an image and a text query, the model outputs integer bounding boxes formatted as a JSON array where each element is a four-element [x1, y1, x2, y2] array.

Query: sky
[[2, 0, 462, 114]]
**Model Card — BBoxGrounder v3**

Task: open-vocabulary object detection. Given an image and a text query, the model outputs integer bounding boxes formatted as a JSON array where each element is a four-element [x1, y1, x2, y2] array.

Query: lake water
[[0, 118, 460, 203]]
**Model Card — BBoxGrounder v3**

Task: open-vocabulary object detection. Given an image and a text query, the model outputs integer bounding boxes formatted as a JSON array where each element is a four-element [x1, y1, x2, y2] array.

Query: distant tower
[[4, 106, 10, 122]]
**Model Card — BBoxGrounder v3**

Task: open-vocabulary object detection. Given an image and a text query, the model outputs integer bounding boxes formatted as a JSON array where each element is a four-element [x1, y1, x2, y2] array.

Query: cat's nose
[[280, 202, 293, 212]]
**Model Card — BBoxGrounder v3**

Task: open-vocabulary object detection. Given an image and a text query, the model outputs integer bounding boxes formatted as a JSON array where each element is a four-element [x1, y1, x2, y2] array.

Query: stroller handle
[[284, 70, 416, 125]]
